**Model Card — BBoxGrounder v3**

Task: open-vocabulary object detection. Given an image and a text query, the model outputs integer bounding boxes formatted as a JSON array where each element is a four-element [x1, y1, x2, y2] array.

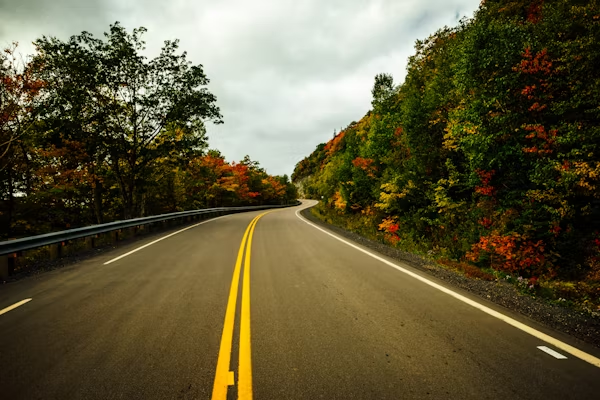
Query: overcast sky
[[1, 0, 480, 176]]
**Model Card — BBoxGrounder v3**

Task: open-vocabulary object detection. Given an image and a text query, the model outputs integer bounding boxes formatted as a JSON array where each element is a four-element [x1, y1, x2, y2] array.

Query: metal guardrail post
[[49, 243, 62, 260], [1, 238, 17, 279], [0, 255, 11, 280], [84, 236, 94, 250]]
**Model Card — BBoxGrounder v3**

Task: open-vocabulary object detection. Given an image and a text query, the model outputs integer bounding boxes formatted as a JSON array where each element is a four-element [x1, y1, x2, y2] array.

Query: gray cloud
[[0, 0, 119, 48], [0, 0, 481, 176]]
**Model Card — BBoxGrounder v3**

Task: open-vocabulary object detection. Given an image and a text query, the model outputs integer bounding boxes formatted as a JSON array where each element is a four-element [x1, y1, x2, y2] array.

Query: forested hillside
[[293, 0, 600, 303], [1, 23, 297, 239]]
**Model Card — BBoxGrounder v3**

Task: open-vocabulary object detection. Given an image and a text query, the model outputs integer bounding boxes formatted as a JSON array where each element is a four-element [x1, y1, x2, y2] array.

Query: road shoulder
[[300, 205, 600, 349]]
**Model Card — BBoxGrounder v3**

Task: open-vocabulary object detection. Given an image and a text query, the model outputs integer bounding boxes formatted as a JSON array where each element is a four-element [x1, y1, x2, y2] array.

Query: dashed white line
[[103, 215, 231, 265], [295, 204, 600, 368], [537, 346, 568, 359], [0, 298, 32, 316]]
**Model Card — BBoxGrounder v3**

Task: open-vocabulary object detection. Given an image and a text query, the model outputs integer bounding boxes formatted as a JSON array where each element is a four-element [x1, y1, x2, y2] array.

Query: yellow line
[[238, 212, 258, 400], [211, 214, 260, 400], [212, 211, 272, 400]]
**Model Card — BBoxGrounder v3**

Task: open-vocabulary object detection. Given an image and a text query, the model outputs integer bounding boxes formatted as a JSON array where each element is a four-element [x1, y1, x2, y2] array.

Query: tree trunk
[[140, 192, 146, 217], [112, 153, 136, 219], [6, 166, 14, 237], [93, 178, 104, 224], [123, 187, 135, 220], [115, 170, 134, 219]]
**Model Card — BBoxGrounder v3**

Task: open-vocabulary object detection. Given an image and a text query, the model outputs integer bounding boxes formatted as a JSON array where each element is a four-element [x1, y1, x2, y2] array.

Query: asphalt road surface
[[1, 200, 599, 399]]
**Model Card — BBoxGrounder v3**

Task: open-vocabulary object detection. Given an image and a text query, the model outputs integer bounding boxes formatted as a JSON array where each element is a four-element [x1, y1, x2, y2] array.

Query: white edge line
[[295, 206, 600, 368], [0, 298, 32, 316], [103, 215, 231, 265], [537, 346, 568, 359]]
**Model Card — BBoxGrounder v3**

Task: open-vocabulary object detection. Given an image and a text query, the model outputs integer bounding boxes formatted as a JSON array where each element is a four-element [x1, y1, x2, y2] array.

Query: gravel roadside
[[300, 206, 600, 349]]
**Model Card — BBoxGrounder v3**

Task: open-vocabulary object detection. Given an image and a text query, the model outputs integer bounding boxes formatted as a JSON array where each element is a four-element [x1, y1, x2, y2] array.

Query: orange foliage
[[332, 190, 346, 210], [549, 223, 561, 237], [379, 216, 401, 243], [475, 169, 495, 196], [323, 131, 346, 156], [467, 232, 548, 276], [478, 217, 493, 229], [198, 154, 227, 171], [526, 1, 544, 24], [1, 43, 45, 135], [35, 139, 97, 189], [219, 162, 253, 200], [522, 124, 557, 154], [515, 47, 553, 75], [189, 155, 286, 204], [351, 157, 377, 177], [521, 84, 536, 99], [261, 176, 286, 201]]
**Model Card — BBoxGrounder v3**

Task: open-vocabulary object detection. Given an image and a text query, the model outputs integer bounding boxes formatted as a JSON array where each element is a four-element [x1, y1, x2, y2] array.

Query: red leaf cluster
[[516, 48, 553, 75], [475, 169, 495, 196], [378, 216, 401, 244], [478, 217, 493, 229], [549, 223, 561, 237], [522, 124, 557, 154], [467, 232, 548, 276], [351, 157, 377, 177], [526, 1, 544, 24], [521, 85, 536, 100]]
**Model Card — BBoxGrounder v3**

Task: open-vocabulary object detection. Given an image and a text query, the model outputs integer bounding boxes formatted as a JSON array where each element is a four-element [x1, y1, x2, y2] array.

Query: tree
[[371, 73, 396, 110], [32, 23, 223, 219], [1, 23, 295, 240], [0, 43, 44, 236], [294, 0, 600, 280]]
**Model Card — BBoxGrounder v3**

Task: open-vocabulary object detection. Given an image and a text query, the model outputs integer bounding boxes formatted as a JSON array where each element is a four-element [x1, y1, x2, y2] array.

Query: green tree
[[32, 23, 222, 219]]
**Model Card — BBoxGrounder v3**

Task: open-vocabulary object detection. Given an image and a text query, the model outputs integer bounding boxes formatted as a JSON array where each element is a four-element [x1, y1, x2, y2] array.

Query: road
[[1, 200, 599, 399]]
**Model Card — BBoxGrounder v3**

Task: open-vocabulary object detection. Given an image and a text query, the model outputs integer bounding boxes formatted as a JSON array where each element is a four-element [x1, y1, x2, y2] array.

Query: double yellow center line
[[212, 212, 269, 400]]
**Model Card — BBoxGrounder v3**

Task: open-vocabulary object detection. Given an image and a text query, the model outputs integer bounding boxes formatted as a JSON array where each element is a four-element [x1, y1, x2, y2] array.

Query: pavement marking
[[228, 371, 235, 386], [104, 215, 230, 265], [537, 346, 568, 359], [212, 213, 266, 400], [212, 214, 258, 400], [238, 210, 258, 400], [0, 298, 32, 316], [295, 207, 600, 368]]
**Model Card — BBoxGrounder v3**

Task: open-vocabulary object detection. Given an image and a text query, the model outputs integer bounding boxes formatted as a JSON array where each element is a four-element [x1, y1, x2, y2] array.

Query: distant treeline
[[1, 23, 297, 239], [293, 0, 600, 283]]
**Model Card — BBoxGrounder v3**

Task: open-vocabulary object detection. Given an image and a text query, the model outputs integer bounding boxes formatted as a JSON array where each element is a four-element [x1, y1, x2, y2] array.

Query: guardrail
[[0, 201, 300, 278]]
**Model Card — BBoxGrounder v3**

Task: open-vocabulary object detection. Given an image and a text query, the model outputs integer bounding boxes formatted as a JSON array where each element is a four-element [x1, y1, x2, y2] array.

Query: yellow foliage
[[375, 182, 412, 211], [525, 189, 572, 218], [572, 161, 600, 193], [434, 178, 465, 213], [333, 190, 346, 210], [463, 124, 478, 135], [442, 117, 477, 151], [355, 114, 372, 139], [442, 131, 459, 150], [361, 205, 376, 216]]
